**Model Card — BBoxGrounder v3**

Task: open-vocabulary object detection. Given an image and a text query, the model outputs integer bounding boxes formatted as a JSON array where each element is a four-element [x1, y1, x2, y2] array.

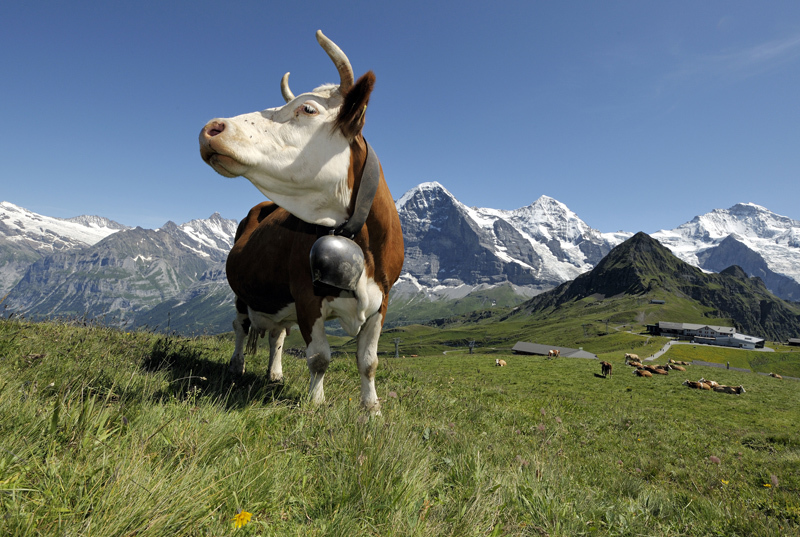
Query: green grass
[[2, 318, 800, 536], [663, 344, 800, 377]]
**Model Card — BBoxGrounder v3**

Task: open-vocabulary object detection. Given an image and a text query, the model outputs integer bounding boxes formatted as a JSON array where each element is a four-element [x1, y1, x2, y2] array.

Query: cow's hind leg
[[356, 313, 383, 414], [305, 318, 331, 405], [266, 327, 287, 382], [230, 311, 250, 375]]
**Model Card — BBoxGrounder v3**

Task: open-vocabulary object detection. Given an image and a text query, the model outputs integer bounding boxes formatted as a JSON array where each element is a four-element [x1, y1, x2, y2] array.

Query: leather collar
[[333, 140, 380, 240]]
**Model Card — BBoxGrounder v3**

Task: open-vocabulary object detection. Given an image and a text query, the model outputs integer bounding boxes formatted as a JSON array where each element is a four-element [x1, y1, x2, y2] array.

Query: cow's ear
[[335, 71, 375, 141]]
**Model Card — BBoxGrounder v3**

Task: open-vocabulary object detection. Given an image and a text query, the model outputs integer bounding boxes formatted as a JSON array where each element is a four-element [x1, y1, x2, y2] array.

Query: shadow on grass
[[142, 336, 303, 410]]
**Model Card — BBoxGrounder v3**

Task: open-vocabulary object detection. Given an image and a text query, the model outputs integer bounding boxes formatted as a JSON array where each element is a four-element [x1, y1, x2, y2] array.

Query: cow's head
[[199, 30, 374, 227]]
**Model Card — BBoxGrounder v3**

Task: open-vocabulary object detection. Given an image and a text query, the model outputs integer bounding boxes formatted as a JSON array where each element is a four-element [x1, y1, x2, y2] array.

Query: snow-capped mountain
[[175, 213, 238, 256], [0, 201, 127, 248], [0, 202, 129, 295], [653, 203, 800, 288], [2, 209, 238, 326], [2, 190, 799, 335], [394, 182, 630, 298]]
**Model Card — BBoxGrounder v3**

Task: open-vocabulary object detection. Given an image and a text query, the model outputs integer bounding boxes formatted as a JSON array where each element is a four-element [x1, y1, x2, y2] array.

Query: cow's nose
[[203, 120, 226, 138]]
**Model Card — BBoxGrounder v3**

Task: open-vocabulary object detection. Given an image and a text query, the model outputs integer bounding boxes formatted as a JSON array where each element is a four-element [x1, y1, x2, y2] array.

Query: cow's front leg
[[229, 312, 249, 375], [267, 327, 287, 382], [356, 313, 383, 414], [305, 318, 331, 405]]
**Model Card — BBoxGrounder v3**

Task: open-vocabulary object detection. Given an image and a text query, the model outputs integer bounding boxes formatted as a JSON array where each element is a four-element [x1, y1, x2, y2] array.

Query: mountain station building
[[646, 322, 765, 349]]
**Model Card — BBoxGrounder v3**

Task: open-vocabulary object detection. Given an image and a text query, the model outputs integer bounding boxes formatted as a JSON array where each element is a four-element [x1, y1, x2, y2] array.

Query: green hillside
[[2, 317, 799, 536]]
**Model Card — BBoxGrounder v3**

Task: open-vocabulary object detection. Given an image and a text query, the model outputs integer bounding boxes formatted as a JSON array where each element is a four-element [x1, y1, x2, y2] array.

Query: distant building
[[788, 338, 800, 347], [649, 299, 665, 304], [647, 321, 765, 349], [512, 341, 598, 359]]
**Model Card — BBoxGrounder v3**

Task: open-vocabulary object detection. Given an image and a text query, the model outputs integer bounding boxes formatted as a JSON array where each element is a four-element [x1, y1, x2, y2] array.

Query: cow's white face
[[200, 84, 353, 227]]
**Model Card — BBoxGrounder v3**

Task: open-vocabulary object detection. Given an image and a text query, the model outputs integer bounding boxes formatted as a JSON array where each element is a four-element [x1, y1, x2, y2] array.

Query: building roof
[[512, 341, 597, 359], [729, 334, 765, 344], [658, 321, 735, 335]]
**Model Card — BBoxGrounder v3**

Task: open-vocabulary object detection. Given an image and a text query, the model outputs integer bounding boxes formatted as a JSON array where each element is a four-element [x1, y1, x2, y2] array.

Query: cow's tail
[[245, 329, 260, 355]]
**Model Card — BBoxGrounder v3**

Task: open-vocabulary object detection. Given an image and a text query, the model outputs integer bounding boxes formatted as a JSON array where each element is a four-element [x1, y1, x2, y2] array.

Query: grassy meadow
[[1, 317, 800, 536]]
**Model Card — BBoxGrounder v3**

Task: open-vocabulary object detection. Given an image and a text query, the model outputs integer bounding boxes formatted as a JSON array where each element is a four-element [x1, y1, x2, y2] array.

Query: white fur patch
[[327, 273, 384, 336], [206, 89, 355, 227], [247, 304, 297, 334]]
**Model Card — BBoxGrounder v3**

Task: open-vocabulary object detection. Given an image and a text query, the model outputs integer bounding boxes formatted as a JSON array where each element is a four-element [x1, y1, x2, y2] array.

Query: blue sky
[[4, 1, 800, 234]]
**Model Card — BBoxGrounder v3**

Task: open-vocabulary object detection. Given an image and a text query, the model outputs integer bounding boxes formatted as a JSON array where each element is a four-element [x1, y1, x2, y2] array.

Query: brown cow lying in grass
[[495, 359, 507, 367], [769, 372, 783, 379], [682, 380, 712, 390], [713, 384, 746, 395], [643, 365, 669, 375], [688, 378, 745, 394], [626, 360, 643, 368], [634, 369, 652, 377]]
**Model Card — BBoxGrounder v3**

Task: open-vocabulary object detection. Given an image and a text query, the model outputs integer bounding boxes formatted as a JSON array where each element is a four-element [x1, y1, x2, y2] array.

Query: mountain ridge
[[2, 188, 800, 335], [520, 232, 800, 341]]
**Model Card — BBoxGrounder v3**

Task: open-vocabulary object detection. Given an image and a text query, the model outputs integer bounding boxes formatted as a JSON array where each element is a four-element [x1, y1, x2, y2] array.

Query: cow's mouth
[[207, 152, 243, 178], [200, 136, 244, 177]]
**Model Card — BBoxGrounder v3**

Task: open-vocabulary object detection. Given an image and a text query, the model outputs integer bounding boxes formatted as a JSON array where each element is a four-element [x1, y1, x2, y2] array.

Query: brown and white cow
[[713, 385, 746, 395], [496, 359, 507, 367], [682, 380, 711, 390], [199, 31, 404, 413]]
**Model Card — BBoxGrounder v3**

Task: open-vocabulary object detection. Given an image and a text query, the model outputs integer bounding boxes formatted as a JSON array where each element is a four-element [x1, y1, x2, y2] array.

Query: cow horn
[[281, 72, 295, 103], [316, 30, 354, 93]]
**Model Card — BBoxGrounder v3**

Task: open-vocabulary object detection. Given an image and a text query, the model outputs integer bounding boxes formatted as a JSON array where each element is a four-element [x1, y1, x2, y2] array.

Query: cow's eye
[[301, 104, 318, 115]]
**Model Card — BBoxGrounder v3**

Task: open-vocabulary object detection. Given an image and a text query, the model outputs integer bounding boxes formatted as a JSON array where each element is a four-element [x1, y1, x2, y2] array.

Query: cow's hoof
[[228, 363, 245, 376], [362, 402, 381, 416]]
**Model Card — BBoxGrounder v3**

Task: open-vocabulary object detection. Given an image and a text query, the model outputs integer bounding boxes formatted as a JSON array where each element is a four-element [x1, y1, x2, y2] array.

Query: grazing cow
[[625, 353, 639, 362], [713, 385, 746, 395], [682, 380, 711, 390], [600, 361, 613, 378], [496, 359, 507, 367], [199, 31, 404, 413], [769, 372, 783, 379], [634, 369, 652, 377], [548, 349, 560, 358]]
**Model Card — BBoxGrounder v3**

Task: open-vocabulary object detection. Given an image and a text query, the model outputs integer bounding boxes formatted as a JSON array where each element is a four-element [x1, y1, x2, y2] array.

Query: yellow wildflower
[[721, 480, 729, 485], [233, 510, 252, 529], [763, 484, 772, 488]]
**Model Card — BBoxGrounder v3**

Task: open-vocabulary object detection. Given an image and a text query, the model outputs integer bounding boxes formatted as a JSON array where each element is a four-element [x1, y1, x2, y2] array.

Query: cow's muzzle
[[199, 120, 241, 177]]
